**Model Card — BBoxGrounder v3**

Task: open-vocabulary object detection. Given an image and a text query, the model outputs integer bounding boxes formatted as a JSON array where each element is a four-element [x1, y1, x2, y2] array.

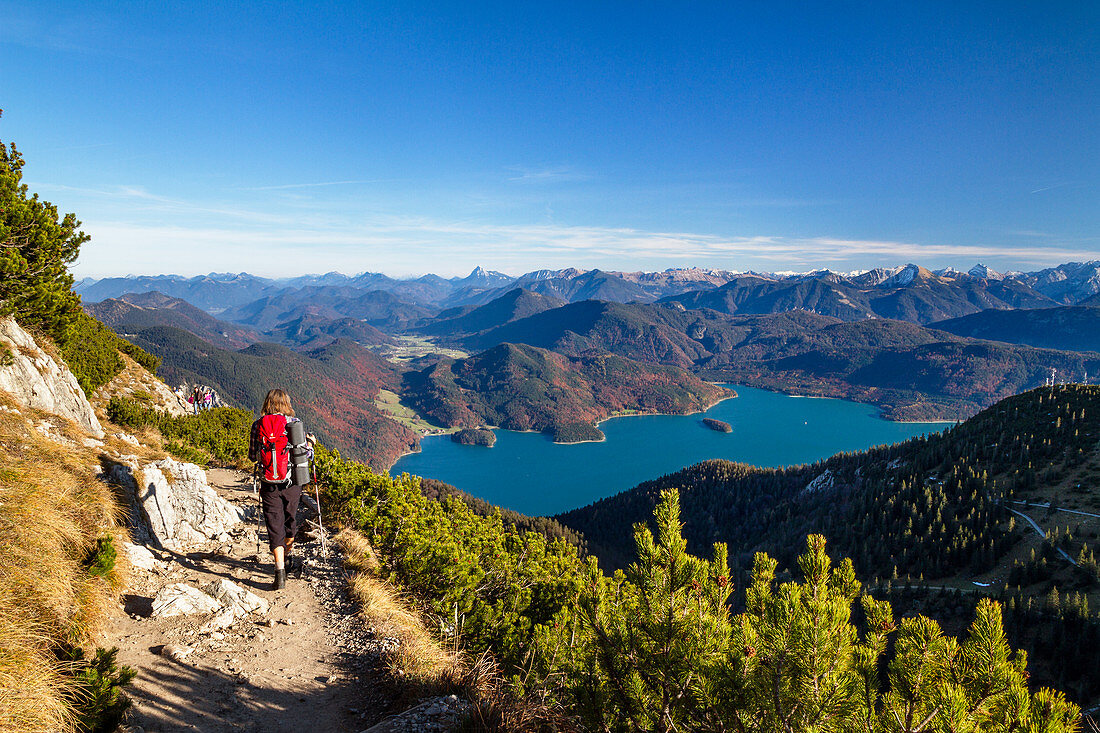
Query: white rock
[[204, 578, 269, 616], [123, 542, 160, 572], [803, 469, 835, 495], [151, 583, 221, 618], [199, 607, 239, 633], [107, 457, 244, 549], [0, 317, 104, 437]]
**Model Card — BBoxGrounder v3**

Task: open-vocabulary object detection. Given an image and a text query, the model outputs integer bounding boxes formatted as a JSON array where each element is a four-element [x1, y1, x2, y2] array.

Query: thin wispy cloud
[[241, 180, 377, 191], [506, 166, 591, 184], [72, 213, 1100, 279], [1030, 182, 1073, 194]]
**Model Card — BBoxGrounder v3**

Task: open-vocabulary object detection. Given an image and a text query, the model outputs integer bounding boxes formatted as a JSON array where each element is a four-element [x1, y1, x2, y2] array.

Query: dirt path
[[105, 469, 392, 733]]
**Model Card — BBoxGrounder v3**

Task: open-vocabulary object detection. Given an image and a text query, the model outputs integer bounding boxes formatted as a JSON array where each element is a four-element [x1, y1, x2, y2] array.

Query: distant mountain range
[[80, 260, 1100, 445], [76, 261, 1100, 315]]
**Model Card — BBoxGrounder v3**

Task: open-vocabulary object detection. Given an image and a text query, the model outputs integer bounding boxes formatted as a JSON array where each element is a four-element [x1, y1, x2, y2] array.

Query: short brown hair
[[261, 389, 294, 417]]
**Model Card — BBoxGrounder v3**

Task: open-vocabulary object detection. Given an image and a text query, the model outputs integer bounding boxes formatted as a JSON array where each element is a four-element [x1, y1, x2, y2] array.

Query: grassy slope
[[0, 392, 132, 733]]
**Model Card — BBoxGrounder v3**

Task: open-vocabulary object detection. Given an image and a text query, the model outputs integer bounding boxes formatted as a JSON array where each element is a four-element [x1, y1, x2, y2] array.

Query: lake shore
[[392, 385, 944, 517]]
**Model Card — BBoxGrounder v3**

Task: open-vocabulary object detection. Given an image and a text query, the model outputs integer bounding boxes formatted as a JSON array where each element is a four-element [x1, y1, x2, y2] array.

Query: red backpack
[[258, 414, 290, 483]]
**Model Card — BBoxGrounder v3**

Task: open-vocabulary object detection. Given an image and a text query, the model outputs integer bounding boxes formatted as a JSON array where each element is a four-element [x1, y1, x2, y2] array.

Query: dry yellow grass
[[0, 392, 130, 732], [336, 531, 575, 731], [0, 596, 73, 733], [337, 529, 470, 700]]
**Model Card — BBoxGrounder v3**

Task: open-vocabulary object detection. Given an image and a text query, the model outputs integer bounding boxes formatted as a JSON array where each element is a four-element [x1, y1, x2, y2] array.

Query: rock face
[[0, 317, 104, 437], [108, 457, 244, 549]]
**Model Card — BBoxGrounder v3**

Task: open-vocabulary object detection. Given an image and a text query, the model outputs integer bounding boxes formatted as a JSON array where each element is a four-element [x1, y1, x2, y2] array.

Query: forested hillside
[[456, 298, 1100, 420], [85, 291, 263, 350], [128, 325, 419, 468], [415, 288, 566, 337], [314, 431, 1083, 729], [933, 305, 1100, 353], [402, 342, 731, 442], [558, 385, 1100, 578]]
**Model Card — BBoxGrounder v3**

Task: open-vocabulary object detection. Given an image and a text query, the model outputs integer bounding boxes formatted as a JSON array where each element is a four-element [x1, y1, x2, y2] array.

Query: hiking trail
[[105, 468, 466, 733]]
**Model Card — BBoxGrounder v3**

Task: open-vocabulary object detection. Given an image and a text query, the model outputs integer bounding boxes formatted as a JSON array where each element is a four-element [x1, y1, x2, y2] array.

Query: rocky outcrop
[[0, 317, 104, 437], [108, 457, 244, 549], [802, 468, 835, 495], [93, 352, 189, 416]]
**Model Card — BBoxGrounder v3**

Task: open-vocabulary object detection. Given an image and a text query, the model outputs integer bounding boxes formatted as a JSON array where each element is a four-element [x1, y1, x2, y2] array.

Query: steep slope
[[402, 342, 731, 442], [416, 288, 566, 337], [463, 299, 719, 367], [224, 287, 432, 331], [932, 306, 1100, 353], [127, 326, 417, 468], [85, 292, 263, 350], [1011, 260, 1100, 304]]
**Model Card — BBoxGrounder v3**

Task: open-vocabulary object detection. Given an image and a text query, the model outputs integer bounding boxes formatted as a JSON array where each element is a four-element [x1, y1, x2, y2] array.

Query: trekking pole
[[252, 466, 263, 557], [312, 463, 328, 557]]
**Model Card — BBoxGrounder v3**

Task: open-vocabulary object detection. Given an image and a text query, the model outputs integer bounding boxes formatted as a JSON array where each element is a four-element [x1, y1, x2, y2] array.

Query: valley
[[67, 261, 1100, 719]]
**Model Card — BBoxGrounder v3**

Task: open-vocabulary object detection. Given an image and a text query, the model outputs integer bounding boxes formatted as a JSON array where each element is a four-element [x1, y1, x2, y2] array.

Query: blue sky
[[2, 1, 1097, 278]]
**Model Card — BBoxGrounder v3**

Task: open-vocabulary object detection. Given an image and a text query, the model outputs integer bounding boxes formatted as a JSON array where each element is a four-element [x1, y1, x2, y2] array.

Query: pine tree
[[579, 490, 732, 732], [0, 112, 88, 342]]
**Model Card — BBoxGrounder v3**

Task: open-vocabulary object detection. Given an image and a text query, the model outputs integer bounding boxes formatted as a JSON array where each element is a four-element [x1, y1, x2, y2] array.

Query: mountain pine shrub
[[314, 447, 1082, 731]]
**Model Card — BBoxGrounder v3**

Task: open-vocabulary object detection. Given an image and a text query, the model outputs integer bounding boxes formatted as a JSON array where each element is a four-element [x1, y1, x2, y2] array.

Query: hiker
[[248, 388, 313, 590]]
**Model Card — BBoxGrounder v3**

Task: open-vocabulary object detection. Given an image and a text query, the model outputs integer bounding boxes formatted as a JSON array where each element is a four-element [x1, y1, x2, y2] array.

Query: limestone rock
[[0, 317, 104, 437], [199, 607, 240, 633], [204, 578, 269, 616], [803, 469, 835, 495], [108, 457, 244, 549], [151, 584, 221, 618], [124, 542, 161, 572]]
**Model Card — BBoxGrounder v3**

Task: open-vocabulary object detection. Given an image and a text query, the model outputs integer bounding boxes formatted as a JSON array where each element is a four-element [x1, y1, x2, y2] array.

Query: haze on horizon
[[2, 1, 1097, 279]]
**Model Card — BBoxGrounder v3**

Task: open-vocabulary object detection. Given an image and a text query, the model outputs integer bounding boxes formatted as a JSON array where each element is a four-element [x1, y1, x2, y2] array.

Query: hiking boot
[[273, 568, 286, 591]]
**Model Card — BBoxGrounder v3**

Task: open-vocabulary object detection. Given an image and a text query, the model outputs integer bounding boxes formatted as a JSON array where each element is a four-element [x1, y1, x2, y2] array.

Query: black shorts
[[259, 481, 302, 551]]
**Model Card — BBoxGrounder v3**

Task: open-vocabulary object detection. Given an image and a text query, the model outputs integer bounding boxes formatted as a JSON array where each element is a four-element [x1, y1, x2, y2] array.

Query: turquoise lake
[[392, 386, 947, 517]]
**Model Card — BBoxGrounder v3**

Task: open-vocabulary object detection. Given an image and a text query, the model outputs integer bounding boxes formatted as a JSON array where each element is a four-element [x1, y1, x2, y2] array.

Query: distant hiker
[[249, 388, 313, 590], [191, 385, 203, 414], [203, 388, 213, 411]]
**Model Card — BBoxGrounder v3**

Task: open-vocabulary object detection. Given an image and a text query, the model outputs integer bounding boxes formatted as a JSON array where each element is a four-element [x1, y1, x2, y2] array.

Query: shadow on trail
[[124, 658, 389, 733]]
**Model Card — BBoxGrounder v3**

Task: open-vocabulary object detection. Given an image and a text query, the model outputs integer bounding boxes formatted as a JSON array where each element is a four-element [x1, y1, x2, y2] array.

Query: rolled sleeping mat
[[287, 420, 311, 486]]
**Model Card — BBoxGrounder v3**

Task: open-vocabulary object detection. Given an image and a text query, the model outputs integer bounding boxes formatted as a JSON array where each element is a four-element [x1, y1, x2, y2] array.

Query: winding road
[[1005, 506, 1078, 567]]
